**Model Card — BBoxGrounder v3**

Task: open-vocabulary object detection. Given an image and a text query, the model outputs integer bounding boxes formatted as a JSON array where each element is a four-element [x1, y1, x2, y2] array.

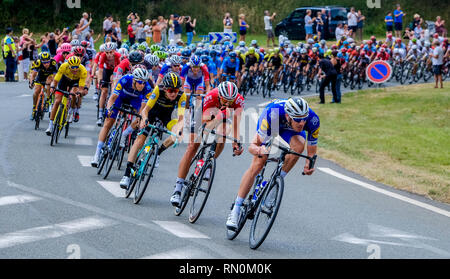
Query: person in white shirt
[[264, 10, 277, 47], [144, 19, 152, 45], [347, 7, 358, 39], [431, 40, 444, 88], [335, 23, 345, 41]]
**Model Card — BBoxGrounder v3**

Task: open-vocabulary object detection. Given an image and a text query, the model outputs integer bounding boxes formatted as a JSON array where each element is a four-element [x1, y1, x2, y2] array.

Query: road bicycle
[[33, 86, 46, 130], [226, 140, 317, 250], [50, 89, 77, 146]]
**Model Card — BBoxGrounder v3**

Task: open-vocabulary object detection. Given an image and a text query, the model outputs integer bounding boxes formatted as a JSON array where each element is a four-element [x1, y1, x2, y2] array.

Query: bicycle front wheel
[[249, 175, 284, 250], [134, 144, 158, 204], [189, 157, 216, 223]]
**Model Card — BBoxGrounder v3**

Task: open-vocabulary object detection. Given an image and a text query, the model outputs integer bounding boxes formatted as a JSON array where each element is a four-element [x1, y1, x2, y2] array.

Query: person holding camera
[[185, 16, 196, 45], [264, 10, 276, 47], [223, 13, 233, 33], [173, 14, 184, 42]]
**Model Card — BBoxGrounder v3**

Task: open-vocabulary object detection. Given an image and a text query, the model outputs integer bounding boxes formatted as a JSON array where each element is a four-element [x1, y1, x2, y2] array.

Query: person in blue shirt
[[385, 12, 394, 36], [91, 69, 152, 167], [219, 51, 240, 82], [226, 97, 320, 230], [393, 4, 406, 39]]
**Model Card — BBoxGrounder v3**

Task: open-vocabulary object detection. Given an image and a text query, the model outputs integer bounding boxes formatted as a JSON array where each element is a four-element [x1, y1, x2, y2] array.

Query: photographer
[[223, 13, 233, 33], [185, 16, 196, 45], [264, 10, 276, 47]]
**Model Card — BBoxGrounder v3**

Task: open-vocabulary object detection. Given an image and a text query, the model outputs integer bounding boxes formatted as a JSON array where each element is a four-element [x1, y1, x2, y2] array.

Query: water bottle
[[252, 181, 267, 201], [194, 159, 205, 177]]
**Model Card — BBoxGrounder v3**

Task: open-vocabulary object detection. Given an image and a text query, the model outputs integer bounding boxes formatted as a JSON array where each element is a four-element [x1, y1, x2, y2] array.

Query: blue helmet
[[228, 51, 237, 59], [194, 50, 202, 57], [181, 48, 191, 57], [190, 55, 201, 66], [202, 49, 210, 56], [227, 44, 234, 51], [210, 49, 218, 57], [200, 55, 209, 63]]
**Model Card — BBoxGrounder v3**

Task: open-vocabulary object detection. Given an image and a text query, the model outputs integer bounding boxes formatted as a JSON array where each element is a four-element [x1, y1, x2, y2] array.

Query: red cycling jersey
[[98, 52, 121, 70], [114, 58, 132, 78], [376, 52, 390, 61], [202, 88, 244, 121]]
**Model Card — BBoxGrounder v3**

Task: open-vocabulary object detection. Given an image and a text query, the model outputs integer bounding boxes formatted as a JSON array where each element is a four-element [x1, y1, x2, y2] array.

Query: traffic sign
[[208, 32, 237, 44], [366, 61, 392, 84]]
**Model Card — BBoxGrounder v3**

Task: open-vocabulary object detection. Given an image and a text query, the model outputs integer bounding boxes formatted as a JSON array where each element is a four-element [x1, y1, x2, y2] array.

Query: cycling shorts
[[183, 77, 205, 92], [101, 69, 114, 88], [56, 75, 79, 94]]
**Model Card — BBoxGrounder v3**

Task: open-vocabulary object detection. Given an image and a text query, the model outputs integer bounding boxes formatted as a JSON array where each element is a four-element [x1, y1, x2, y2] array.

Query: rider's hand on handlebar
[[303, 164, 315, 175], [28, 80, 34, 89], [257, 145, 269, 157], [232, 142, 243, 156], [139, 118, 148, 130]]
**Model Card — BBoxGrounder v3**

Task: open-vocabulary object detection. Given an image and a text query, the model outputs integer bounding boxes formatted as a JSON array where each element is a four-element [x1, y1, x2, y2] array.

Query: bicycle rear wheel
[[189, 157, 216, 223], [103, 129, 121, 179], [249, 175, 284, 250], [174, 157, 198, 216], [50, 106, 62, 146], [134, 144, 158, 204]]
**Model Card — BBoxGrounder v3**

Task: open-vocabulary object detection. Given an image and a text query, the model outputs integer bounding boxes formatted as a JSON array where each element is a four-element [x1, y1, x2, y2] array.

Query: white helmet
[[169, 55, 182, 65], [132, 68, 149, 81], [145, 54, 159, 66], [285, 97, 309, 119], [218, 81, 238, 101]]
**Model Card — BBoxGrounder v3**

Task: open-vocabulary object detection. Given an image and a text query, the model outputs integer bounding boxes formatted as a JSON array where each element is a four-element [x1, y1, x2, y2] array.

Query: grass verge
[[305, 82, 450, 203]]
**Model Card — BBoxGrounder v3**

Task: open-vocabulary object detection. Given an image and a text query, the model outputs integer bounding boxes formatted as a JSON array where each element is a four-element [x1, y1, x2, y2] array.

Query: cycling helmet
[[371, 35, 376, 40], [285, 97, 309, 119], [132, 67, 149, 81], [73, 46, 85, 56], [396, 38, 402, 43], [200, 55, 209, 63], [424, 41, 431, 47], [343, 40, 349, 45], [181, 48, 191, 57], [190, 55, 201, 66], [331, 44, 337, 50], [122, 44, 130, 51], [412, 38, 417, 43], [111, 42, 118, 50], [104, 42, 115, 52], [411, 45, 418, 50], [70, 40, 80, 46], [307, 38, 314, 44], [137, 43, 147, 52], [248, 47, 255, 54], [56, 47, 62, 55], [313, 43, 320, 49], [341, 48, 347, 53], [118, 48, 129, 57], [380, 47, 386, 53], [347, 38, 354, 43], [300, 48, 307, 54], [251, 40, 257, 45], [145, 54, 159, 66], [239, 41, 246, 47], [61, 43, 72, 53], [228, 52, 237, 59], [218, 81, 238, 101], [128, 51, 143, 64], [99, 44, 106, 53], [274, 47, 280, 53], [320, 39, 326, 45], [325, 50, 332, 57], [360, 50, 366, 56], [259, 48, 265, 54], [311, 47, 318, 53], [67, 56, 81, 67], [150, 44, 160, 53], [170, 55, 182, 65], [81, 41, 90, 48], [202, 49, 210, 56], [162, 72, 182, 89], [352, 50, 359, 56], [382, 44, 388, 48], [39, 52, 51, 62], [393, 48, 400, 55]]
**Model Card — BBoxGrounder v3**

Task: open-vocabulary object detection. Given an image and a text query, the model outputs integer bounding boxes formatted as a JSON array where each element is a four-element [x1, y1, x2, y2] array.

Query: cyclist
[[54, 43, 72, 67], [46, 56, 88, 135], [240, 47, 260, 88], [219, 51, 240, 83], [119, 72, 186, 189], [91, 44, 106, 101], [156, 54, 182, 85], [29, 52, 58, 119], [113, 50, 144, 88], [91, 68, 152, 168], [226, 97, 319, 230], [144, 54, 161, 84], [97, 42, 122, 126], [170, 81, 244, 207]]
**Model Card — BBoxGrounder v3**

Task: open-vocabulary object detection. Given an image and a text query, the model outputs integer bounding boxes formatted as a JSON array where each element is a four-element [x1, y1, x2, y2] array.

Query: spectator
[[335, 23, 345, 41], [127, 19, 136, 45], [72, 18, 92, 40], [136, 22, 146, 44], [152, 19, 162, 44], [435, 16, 447, 37], [304, 10, 315, 41], [385, 12, 394, 37], [86, 30, 101, 49], [264, 10, 277, 47], [414, 23, 423, 39], [431, 39, 444, 89], [79, 12, 91, 40], [331, 51, 342, 103], [185, 16, 196, 46], [115, 21, 122, 44], [238, 14, 249, 42], [316, 11, 324, 40], [402, 27, 412, 40], [393, 4, 406, 39], [321, 8, 329, 39], [107, 23, 119, 44], [343, 24, 352, 38], [158, 16, 168, 45], [47, 33, 57, 56], [3, 27, 18, 82], [19, 29, 32, 80], [103, 14, 113, 35], [173, 15, 184, 42], [347, 7, 358, 39], [317, 54, 338, 104], [223, 13, 233, 33], [168, 15, 175, 44], [412, 14, 423, 30], [356, 10, 365, 42], [144, 19, 152, 45]]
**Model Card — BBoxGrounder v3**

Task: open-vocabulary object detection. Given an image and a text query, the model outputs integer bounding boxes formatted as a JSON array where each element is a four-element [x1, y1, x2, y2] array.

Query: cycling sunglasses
[[220, 97, 234, 106], [171, 64, 180, 67], [134, 79, 146, 84], [166, 88, 180, 94], [42, 60, 51, 64], [70, 66, 79, 70], [291, 115, 308, 123], [62, 52, 69, 55]]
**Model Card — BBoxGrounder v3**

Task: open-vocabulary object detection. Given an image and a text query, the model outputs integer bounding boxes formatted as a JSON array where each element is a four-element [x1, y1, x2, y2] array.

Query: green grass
[[307, 83, 450, 203]]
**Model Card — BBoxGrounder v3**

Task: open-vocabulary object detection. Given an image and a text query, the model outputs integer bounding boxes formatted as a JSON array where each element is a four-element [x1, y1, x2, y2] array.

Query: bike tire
[[249, 175, 284, 250], [174, 157, 198, 216], [134, 144, 159, 204], [189, 157, 216, 223], [103, 129, 122, 180], [50, 106, 62, 146]]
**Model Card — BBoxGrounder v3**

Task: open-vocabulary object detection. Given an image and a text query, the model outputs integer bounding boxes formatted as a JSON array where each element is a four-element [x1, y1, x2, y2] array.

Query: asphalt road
[[0, 81, 449, 259]]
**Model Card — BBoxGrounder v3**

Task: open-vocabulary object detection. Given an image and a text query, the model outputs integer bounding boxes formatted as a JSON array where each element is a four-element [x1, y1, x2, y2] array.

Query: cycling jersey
[[98, 52, 121, 70], [221, 56, 240, 74], [158, 62, 181, 79], [109, 74, 150, 119], [257, 99, 320, 146], [54, 62, 88, 88], [180, 63, 210, 92], [31, 59, 58, 85], [268, 53, 283, 67], [146, 85, 187, 126], [114, 58, 132, 80]]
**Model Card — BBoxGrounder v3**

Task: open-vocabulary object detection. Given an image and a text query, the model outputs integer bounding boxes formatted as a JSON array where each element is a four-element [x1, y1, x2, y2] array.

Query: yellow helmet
[[67, 56, 81, 67]]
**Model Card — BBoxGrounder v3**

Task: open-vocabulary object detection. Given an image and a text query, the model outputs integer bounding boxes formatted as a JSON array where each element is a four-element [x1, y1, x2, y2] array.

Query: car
[[275, 6, 348, 40]]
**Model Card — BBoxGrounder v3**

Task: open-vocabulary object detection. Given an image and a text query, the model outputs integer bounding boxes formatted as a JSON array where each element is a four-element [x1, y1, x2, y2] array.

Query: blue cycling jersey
[[257, 99, 320, 146], [113, 74, 152, 98], [221, 56, 240, 72]]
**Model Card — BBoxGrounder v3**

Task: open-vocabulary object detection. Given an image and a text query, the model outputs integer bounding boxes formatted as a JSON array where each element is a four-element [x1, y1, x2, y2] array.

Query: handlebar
[[111, 104, 142, 119], [145, 120, 179, 147], [203, 127, 242, 156]]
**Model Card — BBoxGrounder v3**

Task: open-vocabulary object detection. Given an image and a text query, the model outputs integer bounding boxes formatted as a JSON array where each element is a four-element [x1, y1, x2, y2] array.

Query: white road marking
[[140, 246, 212, 259], [77, 155, 93, 167], [75, 137, 94, 146], [318, 167, 450, 219], [16, 94, 31, 98], [0, 195, 41, 206], [80, 125, 96, 131], [153, 221, 210, 239], [0, 216, 118, 249], [96, 181, 123, 198]]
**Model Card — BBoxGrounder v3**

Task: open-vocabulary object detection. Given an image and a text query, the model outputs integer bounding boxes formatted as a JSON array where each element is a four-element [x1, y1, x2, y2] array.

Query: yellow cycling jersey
[[146, 86, 187, 118], [243, 52, 260, 63], [268, 53, 283, 62], [54, 62, 88, 87]]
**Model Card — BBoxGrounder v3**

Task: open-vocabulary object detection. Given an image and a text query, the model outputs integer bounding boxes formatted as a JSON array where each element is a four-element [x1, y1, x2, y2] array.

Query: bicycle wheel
[[50, 106, 62, 146], [189, 157, 216, 223], [65, 121, 70, 138], [103, 128, 121, 179], [134, 144, 158, 204], [249, 175, 284, 250], [174, 157, 198, 216], [35, 96, 43, 130]]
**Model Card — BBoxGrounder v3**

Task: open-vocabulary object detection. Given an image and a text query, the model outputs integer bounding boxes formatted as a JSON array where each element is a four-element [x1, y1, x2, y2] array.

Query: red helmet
[[396, 38, 402, 43], [259, 48, 265, 53], [433, 33, 439, 38], [371, 35, 376, 41], [81, 41, 90, 48], [73, 46, 85, 56], [360, 50, 366, 55], [382, 44, 388, 48], [331, 44, 337, 50], [380, 47, 385, 53], [341, 48, 347, 53], [367, 40, 373, 45], [387, 33, 393, 38], [352, 50, 359, 56], [360, 44, 365, 48]]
